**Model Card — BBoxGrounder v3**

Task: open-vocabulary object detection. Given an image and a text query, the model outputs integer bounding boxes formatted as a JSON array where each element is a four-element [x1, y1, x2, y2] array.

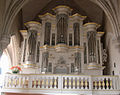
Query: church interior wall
[[105, 17, 120, 76]]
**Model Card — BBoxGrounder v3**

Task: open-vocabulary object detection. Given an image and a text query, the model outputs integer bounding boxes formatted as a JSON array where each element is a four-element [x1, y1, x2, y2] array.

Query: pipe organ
[[20, 5, 105, 75]]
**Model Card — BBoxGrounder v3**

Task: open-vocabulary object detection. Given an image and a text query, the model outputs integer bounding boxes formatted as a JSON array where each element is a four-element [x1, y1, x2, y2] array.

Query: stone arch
[[0, 0, 29, 56], [90, 0, 120, 38]]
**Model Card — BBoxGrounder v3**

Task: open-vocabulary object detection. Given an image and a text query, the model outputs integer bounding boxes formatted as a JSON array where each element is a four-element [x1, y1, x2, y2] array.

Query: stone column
[[23, 21, 41, 68], [0, 34, 10, 58], [84, 23, 100, 69]]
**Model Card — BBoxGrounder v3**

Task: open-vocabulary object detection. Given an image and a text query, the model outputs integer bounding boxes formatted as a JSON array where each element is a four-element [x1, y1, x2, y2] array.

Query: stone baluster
[[50, 77, 53, 88], [41, 77, 45, 88], [28, 76, 32, 88], [12, 77, 15, 88], [23, 77, 26, 88], [22, 77, 24, 88], [38, 77, 41, 88], [98, 79, 102, 90], [54, 77, 57, 89], [9, 77, 12, 88], [33, 79, 36, 88], [20, 77, 23, 88], [106, 78, 109, 89], [64, 77, 67, 89], [85, 78, 88, 89], [26, 77, 29, 88], [77, 77, 80, 89], [98, 79, 102, 89], [9, 76, 12, 88], [18, 76, 21, 88], [15, 77, 17, 87], [14, 77, 17, 88], [45, 77, 49, 88], [16, 77, 19, 88], [73, 77, 76, 89], [14, 76, 17, 87], [81, 77, 84, 89], [109, 77, 113, 89], [94, 79, 97, 90], [69, 77, 72, 89], [102, 78, 105, 89], [25, 77, 28, 88]]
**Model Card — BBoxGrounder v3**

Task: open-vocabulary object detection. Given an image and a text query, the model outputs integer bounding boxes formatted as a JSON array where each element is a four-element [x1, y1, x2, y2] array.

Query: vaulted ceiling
[[22, 0, 105, 30]]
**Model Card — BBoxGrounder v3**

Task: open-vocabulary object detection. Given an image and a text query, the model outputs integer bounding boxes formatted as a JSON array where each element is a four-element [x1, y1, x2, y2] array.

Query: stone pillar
[[0, 34, 10, 58], [53, 6, 72, 45], [23, 21, 41, 68], [84, 23, 100, 69]]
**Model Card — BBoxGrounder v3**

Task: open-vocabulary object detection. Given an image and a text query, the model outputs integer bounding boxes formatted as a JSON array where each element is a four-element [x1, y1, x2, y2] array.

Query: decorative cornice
[[83, 22, 101, 28], [38, 13, 56, 18], [24, 21, 41, 26], [40, 45, 83, 49], [69, 13, 87, 19], [52, 5, 73, 11]]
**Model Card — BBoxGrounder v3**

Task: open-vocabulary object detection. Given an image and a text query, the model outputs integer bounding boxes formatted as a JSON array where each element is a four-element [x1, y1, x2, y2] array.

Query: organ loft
[[20, 5, 105, 75]]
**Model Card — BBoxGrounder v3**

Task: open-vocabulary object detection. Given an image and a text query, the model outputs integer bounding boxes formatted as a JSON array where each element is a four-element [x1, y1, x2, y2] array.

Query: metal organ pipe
[[56, 14, 68, 44], [87, 31, 97, 63]]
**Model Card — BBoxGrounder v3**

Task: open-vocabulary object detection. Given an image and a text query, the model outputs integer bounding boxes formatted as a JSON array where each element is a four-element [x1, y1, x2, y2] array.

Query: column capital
[[53, 5, 72, 15], [84, 22, 100, 32], [24, 21, 41, 32]]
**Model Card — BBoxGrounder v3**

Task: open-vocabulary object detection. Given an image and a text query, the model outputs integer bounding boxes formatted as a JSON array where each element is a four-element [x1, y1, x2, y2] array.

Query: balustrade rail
[[3, 74, 119, 91]]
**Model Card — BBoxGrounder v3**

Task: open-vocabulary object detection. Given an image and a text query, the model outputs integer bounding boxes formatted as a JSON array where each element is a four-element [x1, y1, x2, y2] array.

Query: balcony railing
[[1, 74, 120, 94]]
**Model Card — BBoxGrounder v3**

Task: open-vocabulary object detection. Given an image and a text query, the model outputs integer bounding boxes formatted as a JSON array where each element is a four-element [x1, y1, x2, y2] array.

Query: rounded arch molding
[[1, 0, 120, 50]]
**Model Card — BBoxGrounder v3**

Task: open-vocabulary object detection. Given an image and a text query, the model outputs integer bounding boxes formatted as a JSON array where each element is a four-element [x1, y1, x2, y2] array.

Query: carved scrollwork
[[102, 49, 107, 64]]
